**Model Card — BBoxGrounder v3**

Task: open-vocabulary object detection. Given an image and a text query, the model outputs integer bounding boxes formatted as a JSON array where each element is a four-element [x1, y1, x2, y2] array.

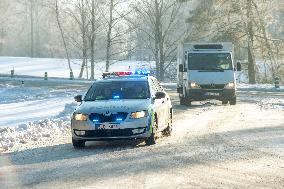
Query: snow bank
[[238, 83, 284, 92], [238, 84, 284, 111], [0, 118, 71, 152], [0, 102, 77, 152]]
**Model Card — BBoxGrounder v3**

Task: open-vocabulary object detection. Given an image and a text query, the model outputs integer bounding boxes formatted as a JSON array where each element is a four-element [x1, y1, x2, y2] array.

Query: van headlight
[[73, 113, 88, 121], [189, 82, 201, 89], [130, 111, 148, 119], [224, 82, 235, 89]]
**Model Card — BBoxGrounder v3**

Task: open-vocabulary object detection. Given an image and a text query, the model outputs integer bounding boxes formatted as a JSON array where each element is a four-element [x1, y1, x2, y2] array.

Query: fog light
[[75, 130, 86, 136], [132, 128, 145, 134]]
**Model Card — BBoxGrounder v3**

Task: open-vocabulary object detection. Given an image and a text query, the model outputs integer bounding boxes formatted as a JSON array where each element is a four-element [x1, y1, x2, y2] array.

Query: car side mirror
[[236, 62, 242, 71], [74, 95, 83, 102], [155, 92, 166, 99]]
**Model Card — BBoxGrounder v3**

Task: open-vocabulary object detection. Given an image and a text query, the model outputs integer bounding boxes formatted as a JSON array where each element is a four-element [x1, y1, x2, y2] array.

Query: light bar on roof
[[102, 69, 151, 78]]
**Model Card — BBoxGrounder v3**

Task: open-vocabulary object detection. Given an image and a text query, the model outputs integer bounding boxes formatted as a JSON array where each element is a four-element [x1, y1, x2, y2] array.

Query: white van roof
[[183, 42, 233, 52]]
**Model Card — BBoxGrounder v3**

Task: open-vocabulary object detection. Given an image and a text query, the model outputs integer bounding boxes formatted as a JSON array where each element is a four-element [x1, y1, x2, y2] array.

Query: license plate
[[205, 92, 219, 96], [97, 124, 119, 130]]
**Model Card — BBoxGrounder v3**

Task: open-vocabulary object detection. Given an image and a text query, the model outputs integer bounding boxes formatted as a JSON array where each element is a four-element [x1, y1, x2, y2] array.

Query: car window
[[84, 81, 150, 101]]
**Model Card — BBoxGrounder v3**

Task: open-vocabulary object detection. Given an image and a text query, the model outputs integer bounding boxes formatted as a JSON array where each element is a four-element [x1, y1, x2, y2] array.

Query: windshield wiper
[[198, 68, 224, 72], [84, 99, 95, 101]]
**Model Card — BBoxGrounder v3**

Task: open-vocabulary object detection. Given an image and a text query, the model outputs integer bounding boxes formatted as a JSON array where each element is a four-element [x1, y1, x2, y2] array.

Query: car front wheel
[[145, 116, 158, 145], [72, 138, 85, 149], [162, 110, 172, 137], [229, 97, 237, 105]]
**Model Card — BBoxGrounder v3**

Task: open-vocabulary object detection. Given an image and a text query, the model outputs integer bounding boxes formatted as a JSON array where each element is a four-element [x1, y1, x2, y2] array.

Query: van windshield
[[188, 53, 233, 70], [84, 81, 150, 101]]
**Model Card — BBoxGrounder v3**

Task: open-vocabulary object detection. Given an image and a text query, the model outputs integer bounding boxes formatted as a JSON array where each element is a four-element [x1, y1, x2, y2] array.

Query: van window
[[188, 53, 233, 70]]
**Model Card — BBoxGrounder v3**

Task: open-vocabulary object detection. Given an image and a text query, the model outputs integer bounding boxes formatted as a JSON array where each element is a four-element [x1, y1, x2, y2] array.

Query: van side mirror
[[179, 64, 184, 72], [179, 64, 187, 72], [236, 62, 242, 71], [74, 95, 83, 102], [155, 92, 166, 99]]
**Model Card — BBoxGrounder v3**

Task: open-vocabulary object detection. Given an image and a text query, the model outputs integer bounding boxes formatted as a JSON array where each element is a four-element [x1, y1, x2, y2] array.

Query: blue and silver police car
[[71, 71, 173, 148]]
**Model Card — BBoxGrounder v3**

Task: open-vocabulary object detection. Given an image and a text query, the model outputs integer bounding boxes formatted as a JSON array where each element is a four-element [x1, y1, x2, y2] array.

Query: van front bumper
[[186, 89, 236, 101]]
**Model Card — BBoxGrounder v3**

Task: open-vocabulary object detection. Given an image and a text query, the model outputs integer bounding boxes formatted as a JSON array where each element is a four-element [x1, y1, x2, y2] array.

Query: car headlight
[[130, 111, 148, 119], [190, 82, 201, 89], [224, 82, 235, 89], [73, 113, 88, 121]]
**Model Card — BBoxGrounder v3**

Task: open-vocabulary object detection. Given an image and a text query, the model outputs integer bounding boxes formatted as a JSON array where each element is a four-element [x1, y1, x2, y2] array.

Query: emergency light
[[102, 69, 151, 78]]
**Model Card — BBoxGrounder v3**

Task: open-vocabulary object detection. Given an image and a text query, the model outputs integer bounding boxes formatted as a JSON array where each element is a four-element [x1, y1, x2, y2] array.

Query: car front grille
[[89, 112, 129, 123], [83, 128, 146, 137], [200, 84, 225, 90]]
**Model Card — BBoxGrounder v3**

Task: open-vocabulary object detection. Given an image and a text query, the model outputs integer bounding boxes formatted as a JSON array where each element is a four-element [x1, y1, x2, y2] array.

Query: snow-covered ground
[[0, 79, 283, 152], [0, 57, 283, 188], [0, 57, 155, 79], [0, 79, 90, 151], [0, 80, 283, 189]]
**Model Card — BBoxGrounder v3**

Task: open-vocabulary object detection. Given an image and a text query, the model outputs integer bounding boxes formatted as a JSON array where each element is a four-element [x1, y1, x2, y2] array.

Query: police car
[[71, 71, 173, 148]]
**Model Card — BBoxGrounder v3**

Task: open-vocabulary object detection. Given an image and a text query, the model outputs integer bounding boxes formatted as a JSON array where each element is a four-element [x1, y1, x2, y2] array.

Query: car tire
[[162, 110, 173, 137], [222, 100, 228, 105], [72, 138, 85, 149], [145, 116, 157, 145], [229, 97, 237, 105], [162, 118, 173, 137]]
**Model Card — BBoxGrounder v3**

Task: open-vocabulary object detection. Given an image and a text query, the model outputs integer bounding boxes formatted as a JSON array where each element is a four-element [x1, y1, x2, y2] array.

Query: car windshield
[[188, 53, 233, 70], [84, 81, 150, 101]]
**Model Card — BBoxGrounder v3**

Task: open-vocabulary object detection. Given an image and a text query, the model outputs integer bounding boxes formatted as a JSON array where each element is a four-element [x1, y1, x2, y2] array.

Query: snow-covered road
[[0, 82, 284, 189]]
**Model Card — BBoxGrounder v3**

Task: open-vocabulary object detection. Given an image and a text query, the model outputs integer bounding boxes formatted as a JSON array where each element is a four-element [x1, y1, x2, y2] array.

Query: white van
[[177, 43, 241, 106]]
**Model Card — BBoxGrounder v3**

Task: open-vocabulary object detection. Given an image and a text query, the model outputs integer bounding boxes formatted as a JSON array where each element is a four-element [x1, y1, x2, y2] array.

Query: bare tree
[[55, 0, 73, 74], [129, 0, 184, 81]]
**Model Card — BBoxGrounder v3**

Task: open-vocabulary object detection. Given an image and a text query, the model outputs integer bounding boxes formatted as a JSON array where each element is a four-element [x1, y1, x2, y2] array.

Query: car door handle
[[162, 101, 165, 104]]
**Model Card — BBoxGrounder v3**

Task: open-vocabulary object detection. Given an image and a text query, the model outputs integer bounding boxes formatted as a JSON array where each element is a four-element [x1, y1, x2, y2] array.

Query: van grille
[[200, 84, 225, 90]]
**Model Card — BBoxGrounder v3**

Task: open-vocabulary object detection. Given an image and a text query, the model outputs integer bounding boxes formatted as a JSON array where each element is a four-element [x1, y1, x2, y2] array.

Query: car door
[[149, 78, 164, 130], [156, 80, 170, 129], [152, 78, 168, 130]]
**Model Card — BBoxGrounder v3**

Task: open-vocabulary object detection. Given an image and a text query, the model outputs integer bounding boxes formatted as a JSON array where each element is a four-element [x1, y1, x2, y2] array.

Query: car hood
[[75, 99, 151, 114]]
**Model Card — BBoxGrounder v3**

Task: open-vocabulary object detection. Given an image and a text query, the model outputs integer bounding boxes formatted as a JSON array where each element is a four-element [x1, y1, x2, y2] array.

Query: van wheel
[[145, 116, 157, 145], [180, 97, 186, 105], [222, 100, 228, 105], [229, 97, 236, 105], [72, 138, 85, 149], [185, 99, 192, 106]]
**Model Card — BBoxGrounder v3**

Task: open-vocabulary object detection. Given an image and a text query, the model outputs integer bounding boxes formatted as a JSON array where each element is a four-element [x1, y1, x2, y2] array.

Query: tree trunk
[[79, 0, 87, 78], [90, 0, 95, 80], [55, 0, 73, 73], [30, 0, 34, 58], [247, 0, 256, 84], [154, 0, 161, 80], [105, 0, 114, 72]]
